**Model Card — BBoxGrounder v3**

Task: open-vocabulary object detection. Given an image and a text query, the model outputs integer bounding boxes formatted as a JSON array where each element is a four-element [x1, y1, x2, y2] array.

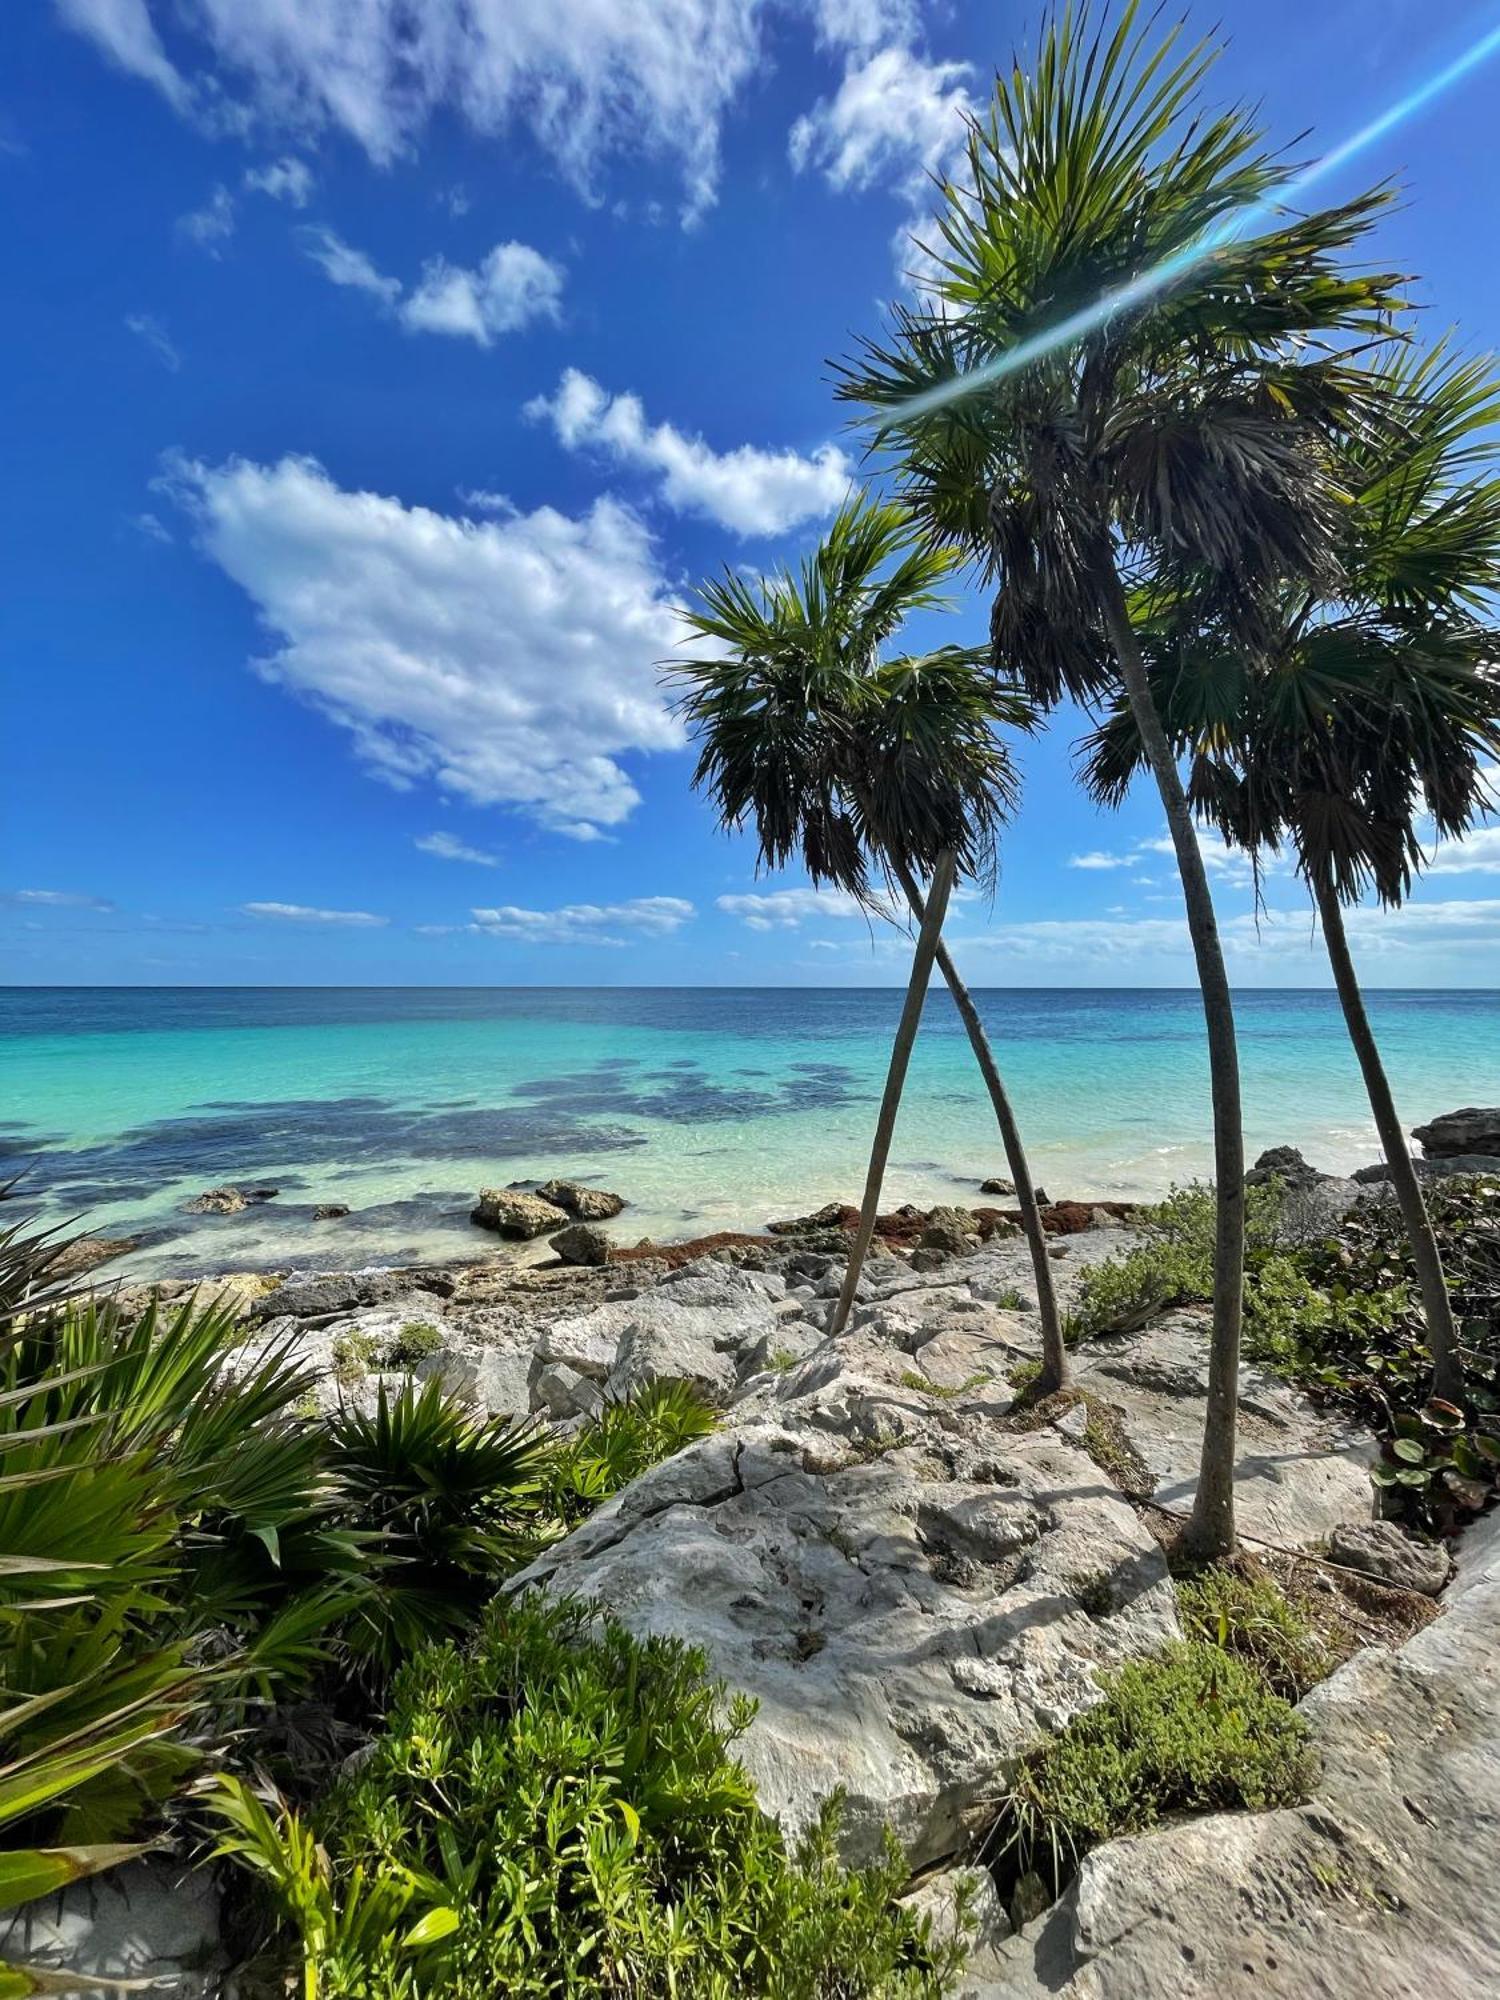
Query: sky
[[4, 0, 1500, 988]]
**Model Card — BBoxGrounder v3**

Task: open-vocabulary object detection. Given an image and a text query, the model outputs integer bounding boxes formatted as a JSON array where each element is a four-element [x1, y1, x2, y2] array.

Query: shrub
[[1174, 1566, 1330, 1700], [387, 1321, 444, 1368], [991, 1642, 1315, 1894], [211, 1597, 963, 1999], [547, 1377, 719, 1523], [1065, 1179, 1288, 1342]]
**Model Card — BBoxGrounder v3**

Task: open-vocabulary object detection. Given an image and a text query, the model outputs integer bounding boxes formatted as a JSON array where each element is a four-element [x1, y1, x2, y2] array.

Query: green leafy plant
[[547, 1377, 718, 1524], [212, 1597, 962, 1999], [990, 1643, 1315, 1897]]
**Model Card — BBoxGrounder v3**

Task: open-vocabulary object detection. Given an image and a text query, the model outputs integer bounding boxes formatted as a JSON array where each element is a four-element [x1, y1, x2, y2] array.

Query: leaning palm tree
[[834, 2, 1407, 1558], [1084, 339, 1500, 1404], [672, 497, 1067, 1361]]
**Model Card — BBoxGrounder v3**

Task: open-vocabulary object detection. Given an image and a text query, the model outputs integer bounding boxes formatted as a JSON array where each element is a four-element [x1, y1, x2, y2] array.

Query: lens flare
[[881, 19, 1500, 429]]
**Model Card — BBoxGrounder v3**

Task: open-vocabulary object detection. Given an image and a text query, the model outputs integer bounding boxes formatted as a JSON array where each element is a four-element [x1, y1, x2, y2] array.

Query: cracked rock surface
[[980, 1512, 1500, 1999]]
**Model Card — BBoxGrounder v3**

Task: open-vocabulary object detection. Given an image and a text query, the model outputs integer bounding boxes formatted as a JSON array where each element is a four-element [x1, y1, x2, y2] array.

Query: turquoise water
[[2, 986, 1495, 1276]]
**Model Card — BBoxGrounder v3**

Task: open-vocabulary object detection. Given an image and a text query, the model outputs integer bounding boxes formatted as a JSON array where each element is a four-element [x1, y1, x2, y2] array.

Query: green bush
[[993, 1642, 1315, 1893], [1174, 1566, 1330, 1700], [1065, 1179, 1287, 1342], [212, 1597, 963, 1999], [387, 1321, 445, 1368]]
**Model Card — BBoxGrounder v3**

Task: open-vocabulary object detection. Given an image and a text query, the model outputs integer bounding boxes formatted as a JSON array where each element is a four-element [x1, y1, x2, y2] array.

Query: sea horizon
[[5, 983, 1495, 1280]]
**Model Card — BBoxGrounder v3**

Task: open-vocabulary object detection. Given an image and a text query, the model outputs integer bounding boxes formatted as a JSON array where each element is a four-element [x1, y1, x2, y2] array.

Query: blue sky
[[5, 0, 1500, 987]]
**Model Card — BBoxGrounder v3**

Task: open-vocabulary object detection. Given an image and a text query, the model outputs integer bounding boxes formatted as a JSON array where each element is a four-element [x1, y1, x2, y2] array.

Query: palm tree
[[671, 497, 1069, 1365], [1084, 340, 1500, 1405], [834, 3, 1406, 1558]]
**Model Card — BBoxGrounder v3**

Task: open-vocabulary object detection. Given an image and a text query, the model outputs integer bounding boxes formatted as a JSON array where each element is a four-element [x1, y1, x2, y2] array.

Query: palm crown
[[1082, 339, 1500, 905], [670, 495, 1032, 901], [834, 1, 1408, 706]]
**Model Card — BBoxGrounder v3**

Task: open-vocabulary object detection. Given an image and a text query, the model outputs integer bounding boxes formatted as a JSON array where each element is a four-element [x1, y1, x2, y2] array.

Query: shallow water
[[3, 985, 1494, 1277]]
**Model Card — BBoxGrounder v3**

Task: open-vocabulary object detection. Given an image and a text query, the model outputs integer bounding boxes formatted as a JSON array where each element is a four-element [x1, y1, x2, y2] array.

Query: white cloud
[[527, 369, 851, 536], [298, 229, 561, 345], [789, 41, 975, 289], [244, 154, 314, 205], [470, 896, 695, 944], [58, 0, 781, 219], [791, 44, 972, 195], [809, 0, 917, 53], [415, 831, 499, 867], [401, 242, 563, 344], [176, 182, 235, 251], [240, 901, 388, 926], [3, 889, 115, 911], [1422, 825, 1500, 876], [129, 510, 173, 544], [298, 226, 400, 302], [1068, 850, 1133, 871], [56, 0, 189, 111], [717, 887, 867, 931], [124, 310, 180, 370], [172, 452, 686, 838]]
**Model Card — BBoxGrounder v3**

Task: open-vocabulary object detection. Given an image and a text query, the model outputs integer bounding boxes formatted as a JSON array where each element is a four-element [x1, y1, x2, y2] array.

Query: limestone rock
[[253, 1269, 449, 1321], [550, 1221, 611, 1266], [903, 1865, 1012, 1987], [533, 1360, 604, 1420], [984, 1505, 1500, 1997], [538, 1178, 628, 1220], [471, 1187, 569, 1238], [313, 1202, 351, 1220], [514, 1319, 1181, 1869], [0, 1859, 223, 1998], [1412, 1106, 1500, 1159], [979, 1177, 1015, 1196], [1246, 1144, 1327, 1189], [922, 1206, 982, 1254], [1329, 1518, 1451, 1596], [1070, 1313, 1376, 1548]]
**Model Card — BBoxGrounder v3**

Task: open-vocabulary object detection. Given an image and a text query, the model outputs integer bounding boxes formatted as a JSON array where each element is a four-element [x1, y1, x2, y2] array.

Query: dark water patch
[[11, 1096, 649, 1207], [507, 1062, 868, 1124]]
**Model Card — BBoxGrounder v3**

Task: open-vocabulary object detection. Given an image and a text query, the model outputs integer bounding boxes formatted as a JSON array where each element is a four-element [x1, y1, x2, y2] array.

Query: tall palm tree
[[671, 497, 1068, 1364], [834, 2, 1406, 1558], [1084, 340, 1500, 1405]]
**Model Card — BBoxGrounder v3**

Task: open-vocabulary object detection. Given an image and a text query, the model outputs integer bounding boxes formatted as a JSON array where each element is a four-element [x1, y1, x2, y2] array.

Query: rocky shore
[[20, 1110, 1497, 1996]]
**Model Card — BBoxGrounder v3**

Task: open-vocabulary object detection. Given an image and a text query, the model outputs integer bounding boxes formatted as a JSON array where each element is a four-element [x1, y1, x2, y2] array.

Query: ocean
[[2, 985, 1494, 1277]]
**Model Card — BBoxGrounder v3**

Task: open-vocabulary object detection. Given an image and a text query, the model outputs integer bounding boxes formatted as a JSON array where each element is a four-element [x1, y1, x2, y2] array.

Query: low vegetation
[[211, 1599, 964, 1999], [0, 1208, 956, 1996], [990, 1637, 1316, 1901], [1066, 1174, 1500, 1533]]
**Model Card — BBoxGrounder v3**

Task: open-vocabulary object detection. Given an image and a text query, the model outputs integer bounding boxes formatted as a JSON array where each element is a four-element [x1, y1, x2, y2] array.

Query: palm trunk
[[830, 850, 957, 1337], [1309, 864, 1463, 1403], [1095, 563, 1245, 1562], [889, 856, 1068, 1389]]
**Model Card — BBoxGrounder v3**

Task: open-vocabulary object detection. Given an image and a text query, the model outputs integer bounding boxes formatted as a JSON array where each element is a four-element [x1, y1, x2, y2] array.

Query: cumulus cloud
[[527, 369, 850, 536], [717, 887, 867, 931], [243, 154, 314, 205], [789, 40, 976, 289], [298, 229, 562, 345], [1067, 850, 1133, 872], [415, 831, 499, 867], [239, 901, 388, 925], [124, 310, 180, 370], [172, 453, 686, 838], [1421, 824, 1500, 876], [470, 897, 695, 945]]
